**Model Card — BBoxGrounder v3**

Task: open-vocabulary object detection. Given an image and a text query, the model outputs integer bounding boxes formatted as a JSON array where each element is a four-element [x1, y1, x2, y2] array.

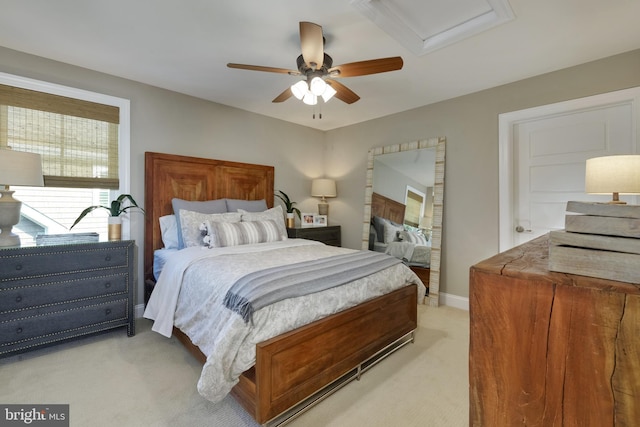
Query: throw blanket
[[223, 251, 401, 323]]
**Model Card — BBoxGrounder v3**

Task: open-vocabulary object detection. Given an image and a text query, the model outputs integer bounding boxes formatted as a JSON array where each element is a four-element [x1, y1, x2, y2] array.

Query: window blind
[[405, 189, 424, 227], [0, 84, 120, 189]]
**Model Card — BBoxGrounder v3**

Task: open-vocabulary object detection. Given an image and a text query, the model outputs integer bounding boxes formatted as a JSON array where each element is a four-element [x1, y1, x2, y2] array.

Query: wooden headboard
[[144, 152, 274, 283], [371, 192, 405, 224]]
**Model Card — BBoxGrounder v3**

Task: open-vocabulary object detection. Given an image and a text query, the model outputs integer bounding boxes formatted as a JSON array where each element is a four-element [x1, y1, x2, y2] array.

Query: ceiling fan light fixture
[[321, 83, 337, 102], [302, 92, 317, 106], [291, 80, 308, 100], [309, 77, 327, 96]]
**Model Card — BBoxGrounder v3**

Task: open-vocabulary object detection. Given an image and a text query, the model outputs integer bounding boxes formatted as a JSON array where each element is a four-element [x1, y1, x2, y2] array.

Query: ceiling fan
[[227, 21, 403, 106]]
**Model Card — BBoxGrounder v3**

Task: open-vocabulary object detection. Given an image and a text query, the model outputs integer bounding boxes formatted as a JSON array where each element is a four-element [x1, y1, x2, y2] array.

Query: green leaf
[[275, 190, 300, 218], [69, 193, 144, 229]]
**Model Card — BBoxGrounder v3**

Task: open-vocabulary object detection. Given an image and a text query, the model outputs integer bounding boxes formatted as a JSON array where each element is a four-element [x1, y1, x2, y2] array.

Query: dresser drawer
[[0, 245, 130, 281], [287, 225, 341, 247], [0, 299, 128, 348], [0, 273, 129, 313]]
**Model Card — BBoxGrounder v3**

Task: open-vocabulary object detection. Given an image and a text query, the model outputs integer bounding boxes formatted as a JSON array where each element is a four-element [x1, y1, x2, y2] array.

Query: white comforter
[[144, 239, 425, 403]]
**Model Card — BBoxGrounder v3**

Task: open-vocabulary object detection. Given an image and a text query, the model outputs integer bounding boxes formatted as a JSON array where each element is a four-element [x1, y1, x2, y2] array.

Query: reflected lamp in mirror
[[585, 155, 640, 204], [311, 178, 336, 216], [0, 147, 44, 247]]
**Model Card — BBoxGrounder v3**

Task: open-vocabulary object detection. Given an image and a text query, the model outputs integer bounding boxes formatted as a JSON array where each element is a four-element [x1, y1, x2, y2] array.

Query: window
[[0, 72, 130, 244], [404, 185, 425, 228]]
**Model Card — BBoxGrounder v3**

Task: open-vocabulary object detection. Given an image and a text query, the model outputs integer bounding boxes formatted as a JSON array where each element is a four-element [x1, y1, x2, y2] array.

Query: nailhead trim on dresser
[[0, 241, 136, 357]]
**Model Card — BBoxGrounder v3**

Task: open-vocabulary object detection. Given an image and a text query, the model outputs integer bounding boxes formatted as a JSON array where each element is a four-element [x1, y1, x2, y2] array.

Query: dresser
[[0, 240, 136, 358], [287, 225, 341, 247], [469, 235, 640, 426]]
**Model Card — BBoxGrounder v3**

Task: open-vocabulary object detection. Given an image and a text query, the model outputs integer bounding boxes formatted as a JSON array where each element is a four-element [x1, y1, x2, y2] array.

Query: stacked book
[[548, 201, 640, 283], [35, 232, 100, 246]]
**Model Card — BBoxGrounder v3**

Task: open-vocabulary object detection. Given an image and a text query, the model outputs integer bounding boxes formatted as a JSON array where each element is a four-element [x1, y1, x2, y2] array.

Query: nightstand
[[0, 240, 136, 358], [409, 265, 430, 292], [287, 225, 341, 247]]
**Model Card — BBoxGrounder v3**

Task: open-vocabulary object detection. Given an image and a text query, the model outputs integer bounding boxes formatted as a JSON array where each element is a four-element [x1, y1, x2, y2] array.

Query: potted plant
[[70, 194, 144, 241], [275, 190, 300, 228]]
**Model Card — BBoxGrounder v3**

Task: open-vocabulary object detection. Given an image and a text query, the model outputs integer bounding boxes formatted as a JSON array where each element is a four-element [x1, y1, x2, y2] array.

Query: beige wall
[[326, 48, 640, 299], [2, 45, 640, 304], [0, 47, 326, 305]]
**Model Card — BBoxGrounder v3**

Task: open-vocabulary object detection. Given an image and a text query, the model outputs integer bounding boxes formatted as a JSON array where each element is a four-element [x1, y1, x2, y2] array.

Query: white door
[[499, 87, 640, 251]]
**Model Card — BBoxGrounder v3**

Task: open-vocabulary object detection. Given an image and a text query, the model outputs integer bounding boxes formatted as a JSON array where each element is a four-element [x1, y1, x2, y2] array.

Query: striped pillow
[[399, 229, 428, 246], [203, 220, 282, 248]]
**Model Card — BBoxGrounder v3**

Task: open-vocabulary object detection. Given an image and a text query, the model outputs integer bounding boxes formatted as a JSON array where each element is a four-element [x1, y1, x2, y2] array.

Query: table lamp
[[311, 178, 336, 216], [585, 155, 640, 204], [0, 147, 44, 247]]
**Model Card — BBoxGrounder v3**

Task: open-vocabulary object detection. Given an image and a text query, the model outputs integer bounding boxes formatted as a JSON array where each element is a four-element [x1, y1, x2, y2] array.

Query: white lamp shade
[[309, 77, 327, 96], [585, 155, 640, 195], [291, 80, 308, 100], [0, 149, 44, 187], [311, 179, 337, 198], [321, 83, 337, 102], [302, 92, 317, 106]]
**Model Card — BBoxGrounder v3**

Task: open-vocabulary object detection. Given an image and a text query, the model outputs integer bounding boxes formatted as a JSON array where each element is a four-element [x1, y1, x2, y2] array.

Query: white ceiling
[[1, 0, 639, 131]]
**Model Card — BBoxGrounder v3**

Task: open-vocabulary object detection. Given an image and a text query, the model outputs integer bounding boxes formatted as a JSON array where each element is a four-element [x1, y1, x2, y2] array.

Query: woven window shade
[[405, 190, 423, 227], [0, 84, 120, 189]]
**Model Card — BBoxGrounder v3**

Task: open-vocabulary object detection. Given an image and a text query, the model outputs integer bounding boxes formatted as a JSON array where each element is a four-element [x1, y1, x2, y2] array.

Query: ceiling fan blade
[[227, 63, 300, 75], [299, 21, 324, 70], [328, 56, 403, 78], [327, 80, 360, 104], [272, 87, 293, 103]]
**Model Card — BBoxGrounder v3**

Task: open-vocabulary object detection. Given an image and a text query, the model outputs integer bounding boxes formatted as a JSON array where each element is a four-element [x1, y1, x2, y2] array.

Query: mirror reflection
[[362, 138, 445, 306]]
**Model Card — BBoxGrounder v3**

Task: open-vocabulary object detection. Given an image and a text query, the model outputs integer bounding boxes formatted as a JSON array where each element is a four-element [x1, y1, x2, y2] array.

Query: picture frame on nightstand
[[313, 215, 327, 227], [301, 213, 315, 228]]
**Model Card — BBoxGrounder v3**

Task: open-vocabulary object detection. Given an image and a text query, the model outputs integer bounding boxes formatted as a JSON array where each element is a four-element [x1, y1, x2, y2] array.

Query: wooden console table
[[469, 235, 640, 426]]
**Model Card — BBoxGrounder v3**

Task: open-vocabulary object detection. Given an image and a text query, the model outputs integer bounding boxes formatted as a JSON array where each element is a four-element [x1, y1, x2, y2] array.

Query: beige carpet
[[0, 305, 469, 427]]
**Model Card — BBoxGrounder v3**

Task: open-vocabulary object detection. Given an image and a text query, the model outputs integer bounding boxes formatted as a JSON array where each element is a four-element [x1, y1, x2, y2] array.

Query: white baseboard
[[439, 292, 469, 311]]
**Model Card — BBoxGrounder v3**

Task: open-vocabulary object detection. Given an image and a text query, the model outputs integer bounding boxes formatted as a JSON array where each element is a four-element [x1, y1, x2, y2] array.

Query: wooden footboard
[[173, 284, 417, 425]]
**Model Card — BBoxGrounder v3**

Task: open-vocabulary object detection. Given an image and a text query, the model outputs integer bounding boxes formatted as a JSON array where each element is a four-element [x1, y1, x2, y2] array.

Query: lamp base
[[608, 192, 627, 204], [0, 230, 19, 247], [0, 189, 22, 247], [318, 202, 329, 216]]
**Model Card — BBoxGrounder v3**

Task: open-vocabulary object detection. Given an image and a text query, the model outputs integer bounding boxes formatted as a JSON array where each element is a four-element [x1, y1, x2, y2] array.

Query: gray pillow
[[371, 216, 388, 243], [172, 198, 227, 249], [226, 199, 268, 212]]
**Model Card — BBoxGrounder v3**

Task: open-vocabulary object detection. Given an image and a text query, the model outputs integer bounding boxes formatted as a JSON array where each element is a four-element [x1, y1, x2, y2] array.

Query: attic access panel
[[351, 0, 515, 55]]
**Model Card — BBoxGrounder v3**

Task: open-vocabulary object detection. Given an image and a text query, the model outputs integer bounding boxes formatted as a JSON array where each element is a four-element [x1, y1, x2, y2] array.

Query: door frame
[[498, 87, 640, 252]]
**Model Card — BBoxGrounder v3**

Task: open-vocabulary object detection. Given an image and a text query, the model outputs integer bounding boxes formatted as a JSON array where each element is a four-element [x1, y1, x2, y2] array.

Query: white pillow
[[178, 210, 241, 247], [237, 205, 288, 240], [203, 220, 283, 248], [383, 222, 404, 244], [159, 215, 179, 249]]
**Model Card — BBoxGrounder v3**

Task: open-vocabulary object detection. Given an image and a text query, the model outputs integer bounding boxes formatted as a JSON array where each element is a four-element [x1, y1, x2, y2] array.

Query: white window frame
[[0, 72, 132, 238]]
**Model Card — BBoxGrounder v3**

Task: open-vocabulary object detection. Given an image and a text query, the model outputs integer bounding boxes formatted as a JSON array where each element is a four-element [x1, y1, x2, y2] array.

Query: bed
[[369, 192, 431, 287], [142, 152, 424, 425]]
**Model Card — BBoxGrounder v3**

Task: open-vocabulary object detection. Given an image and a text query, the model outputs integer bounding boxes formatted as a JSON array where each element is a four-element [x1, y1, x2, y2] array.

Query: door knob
[[515, 225, 531, 233]]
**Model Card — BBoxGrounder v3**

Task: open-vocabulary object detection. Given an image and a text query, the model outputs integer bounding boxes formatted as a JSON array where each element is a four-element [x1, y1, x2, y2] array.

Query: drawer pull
[[15, 295, 22, 303], [105, 308, 112, 315], [15, 264, 23, 271], [104, 282, 111, 289], [105, 255, 112, 262], [16, 327, 23, 334]]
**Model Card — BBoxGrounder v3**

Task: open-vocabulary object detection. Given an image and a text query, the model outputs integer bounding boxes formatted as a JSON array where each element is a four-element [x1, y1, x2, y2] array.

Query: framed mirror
[[361, 137, 446, 306]]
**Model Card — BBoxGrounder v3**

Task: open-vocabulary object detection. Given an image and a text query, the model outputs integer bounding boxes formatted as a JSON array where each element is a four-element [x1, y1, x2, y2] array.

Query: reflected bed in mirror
[[362, 137, 446, 306]]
